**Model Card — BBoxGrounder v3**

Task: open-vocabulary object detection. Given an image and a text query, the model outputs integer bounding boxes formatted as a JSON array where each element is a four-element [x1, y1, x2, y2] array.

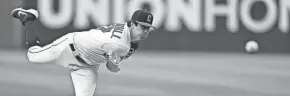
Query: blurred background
[[0, 0, 290, 96]]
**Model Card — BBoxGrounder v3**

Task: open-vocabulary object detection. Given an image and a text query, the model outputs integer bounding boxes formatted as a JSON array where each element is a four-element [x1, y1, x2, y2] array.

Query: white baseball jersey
[[73, 22, 131, 65]]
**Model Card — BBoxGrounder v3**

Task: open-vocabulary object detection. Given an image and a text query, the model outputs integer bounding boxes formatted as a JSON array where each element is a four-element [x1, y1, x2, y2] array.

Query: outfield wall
[[19, 0, 290, 53]]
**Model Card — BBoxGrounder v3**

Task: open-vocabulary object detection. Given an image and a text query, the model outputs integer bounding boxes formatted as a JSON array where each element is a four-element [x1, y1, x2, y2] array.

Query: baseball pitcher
[[11, 7, 156, 96]]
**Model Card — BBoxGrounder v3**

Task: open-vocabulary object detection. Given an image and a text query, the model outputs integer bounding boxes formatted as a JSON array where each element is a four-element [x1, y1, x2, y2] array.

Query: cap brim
[[136, 21, 157, 29]]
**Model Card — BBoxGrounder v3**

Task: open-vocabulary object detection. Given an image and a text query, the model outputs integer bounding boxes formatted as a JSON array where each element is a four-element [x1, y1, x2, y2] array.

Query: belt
[[69, 43, 109, 64], [69, 44, 88, 64]]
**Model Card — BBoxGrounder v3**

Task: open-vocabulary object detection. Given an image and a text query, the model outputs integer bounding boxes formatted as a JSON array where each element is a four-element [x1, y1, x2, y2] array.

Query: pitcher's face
[[131, 23, 150, 41]]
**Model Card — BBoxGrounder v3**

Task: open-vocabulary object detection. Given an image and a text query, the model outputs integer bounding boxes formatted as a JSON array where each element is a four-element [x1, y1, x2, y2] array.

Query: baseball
[[245, 40, 259, 53]]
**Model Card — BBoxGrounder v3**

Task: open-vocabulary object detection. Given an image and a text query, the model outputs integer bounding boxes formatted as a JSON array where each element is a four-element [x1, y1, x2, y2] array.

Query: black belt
[[69, 44, 109, 64], [69, 44, 88, 64]]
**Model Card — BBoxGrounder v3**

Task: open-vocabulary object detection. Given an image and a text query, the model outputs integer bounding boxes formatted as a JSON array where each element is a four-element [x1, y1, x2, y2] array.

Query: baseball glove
[[122, 41, 141, 60]]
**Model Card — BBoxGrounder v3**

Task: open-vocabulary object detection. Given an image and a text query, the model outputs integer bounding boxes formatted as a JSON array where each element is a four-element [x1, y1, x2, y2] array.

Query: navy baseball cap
[[131, 10, 156, 29]]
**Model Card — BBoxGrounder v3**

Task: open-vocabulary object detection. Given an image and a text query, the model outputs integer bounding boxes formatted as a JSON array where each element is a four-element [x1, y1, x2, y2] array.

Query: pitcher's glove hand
[[121, 41, 141, 60]]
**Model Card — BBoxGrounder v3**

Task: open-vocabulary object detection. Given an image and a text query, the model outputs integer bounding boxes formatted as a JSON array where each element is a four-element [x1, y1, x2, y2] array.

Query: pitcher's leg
[[24, 22, 41, 48], [27, 45, 56, 63], [27, 33, 73, 64], [70, 67, 99, 96], [11, 8, 40, 48]]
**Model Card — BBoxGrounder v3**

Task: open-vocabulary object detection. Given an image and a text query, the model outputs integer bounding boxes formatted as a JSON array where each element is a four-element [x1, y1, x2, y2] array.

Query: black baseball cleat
[[11, 8, 39, 25]]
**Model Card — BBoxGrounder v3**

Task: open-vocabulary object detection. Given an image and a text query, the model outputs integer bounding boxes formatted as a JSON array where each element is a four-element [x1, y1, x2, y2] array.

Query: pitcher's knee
[[27, 57, 38, 63], [27, 46, 54, 63], [27, 53, 56, 64], [27, 53, 43, 63]]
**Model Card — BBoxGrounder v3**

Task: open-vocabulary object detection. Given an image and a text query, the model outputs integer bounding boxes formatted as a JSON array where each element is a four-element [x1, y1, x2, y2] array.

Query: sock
[[24, 22, 41, 49]]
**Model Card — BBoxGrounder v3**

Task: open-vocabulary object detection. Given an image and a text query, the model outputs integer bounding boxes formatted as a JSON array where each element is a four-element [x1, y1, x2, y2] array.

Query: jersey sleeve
[[101, 43, 129, 65]]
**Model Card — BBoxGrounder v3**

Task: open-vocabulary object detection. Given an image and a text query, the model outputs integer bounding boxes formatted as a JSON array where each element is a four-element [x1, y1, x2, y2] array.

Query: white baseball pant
[[27, 33, 101, 96]]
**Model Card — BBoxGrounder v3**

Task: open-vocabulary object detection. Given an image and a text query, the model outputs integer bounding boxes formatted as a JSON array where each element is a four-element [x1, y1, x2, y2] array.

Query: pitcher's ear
[[131, 23, 136, 29]]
